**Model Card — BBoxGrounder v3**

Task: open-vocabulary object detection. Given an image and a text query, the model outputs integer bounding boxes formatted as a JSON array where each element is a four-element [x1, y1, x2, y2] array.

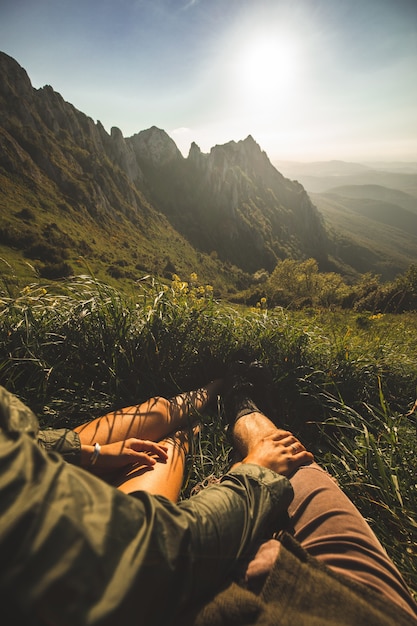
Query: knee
[[149, 396, 171, 421]]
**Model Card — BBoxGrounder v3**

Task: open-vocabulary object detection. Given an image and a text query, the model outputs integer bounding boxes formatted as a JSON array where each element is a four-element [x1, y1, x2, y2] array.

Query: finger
[[130, 439, 169, 459], [268, 432, 302, 448], [146, 442, 169, 459], [268, 430, 292, 441], [132, 452, 157, 467], [278, 436, 306, 453], [291, 450, 314, 466]]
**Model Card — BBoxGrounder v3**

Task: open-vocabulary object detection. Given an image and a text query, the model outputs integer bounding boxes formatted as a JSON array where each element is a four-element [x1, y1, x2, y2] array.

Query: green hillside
[[312, 192, 417, 279], [0, 157, 234, 294], [326, 184, 417, 215], [320, 193, 417, 236]]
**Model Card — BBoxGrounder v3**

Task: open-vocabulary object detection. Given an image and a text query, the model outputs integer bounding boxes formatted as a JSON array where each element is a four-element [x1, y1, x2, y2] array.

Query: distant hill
[[276, 160, 417, 197], [312, 191, 417, 279], [275, 162, 417, 279], [363, 162, 417, 174], [322, 193, 417, 236], [275, 160, 372, 178], [325, 184, 417, 215]]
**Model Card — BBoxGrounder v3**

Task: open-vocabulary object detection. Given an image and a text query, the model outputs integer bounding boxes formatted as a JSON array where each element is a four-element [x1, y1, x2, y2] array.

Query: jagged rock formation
[[1, 57, 134, 219], [0, 50, 329, 286], [116, 125, 329, 272], [150, 134, 328, 272]]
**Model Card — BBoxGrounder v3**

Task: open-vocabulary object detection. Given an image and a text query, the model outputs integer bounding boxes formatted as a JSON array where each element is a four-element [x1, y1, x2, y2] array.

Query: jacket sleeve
[[37, 427, 82, 465], [0, 431, 293, 626]]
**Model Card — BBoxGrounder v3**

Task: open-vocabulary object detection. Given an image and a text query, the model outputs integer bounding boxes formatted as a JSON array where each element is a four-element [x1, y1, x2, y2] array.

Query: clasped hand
[[83, 438, 169, 473], [242, 430, 314, 476]]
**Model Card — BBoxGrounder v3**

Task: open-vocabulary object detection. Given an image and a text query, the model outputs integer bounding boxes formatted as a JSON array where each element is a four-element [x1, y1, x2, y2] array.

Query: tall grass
[[1, 274, 416, 598]]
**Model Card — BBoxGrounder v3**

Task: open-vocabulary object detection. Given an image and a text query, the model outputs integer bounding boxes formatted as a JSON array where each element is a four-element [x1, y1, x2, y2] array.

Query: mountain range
[[1, 50, 416, 294]]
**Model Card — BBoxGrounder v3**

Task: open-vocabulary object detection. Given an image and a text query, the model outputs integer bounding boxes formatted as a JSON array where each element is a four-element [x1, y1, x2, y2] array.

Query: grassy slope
[[0, 166, 241, 295], [326, 195, 417, 235]]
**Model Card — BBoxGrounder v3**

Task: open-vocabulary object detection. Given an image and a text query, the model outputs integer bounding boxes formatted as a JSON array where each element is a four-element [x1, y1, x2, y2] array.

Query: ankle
[[232, 411, 277, 455]]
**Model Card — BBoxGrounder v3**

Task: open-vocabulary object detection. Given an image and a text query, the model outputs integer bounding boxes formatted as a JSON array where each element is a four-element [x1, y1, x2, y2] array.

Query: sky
[[1, 0, 416, 163]]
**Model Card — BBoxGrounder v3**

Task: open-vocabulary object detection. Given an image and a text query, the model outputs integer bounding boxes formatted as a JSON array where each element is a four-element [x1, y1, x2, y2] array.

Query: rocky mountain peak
[[208, 134, 279, 182], [0, 51, 33, 100], [109, 126, 143, 183], [187, 141, 206, 169], [128, 126, 183, 167], [188, 141, 202, 158]]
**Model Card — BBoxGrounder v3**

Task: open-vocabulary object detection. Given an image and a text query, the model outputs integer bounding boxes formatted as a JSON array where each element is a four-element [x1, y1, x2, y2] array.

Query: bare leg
[[113, 428, 194, 502], [74, 380, 222, 446], [230, 410, 310, 474], [232, 411, 281, 458]]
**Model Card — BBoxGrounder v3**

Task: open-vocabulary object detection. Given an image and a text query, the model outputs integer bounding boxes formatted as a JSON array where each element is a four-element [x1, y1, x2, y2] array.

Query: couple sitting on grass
[[1, 355, 416, 626]]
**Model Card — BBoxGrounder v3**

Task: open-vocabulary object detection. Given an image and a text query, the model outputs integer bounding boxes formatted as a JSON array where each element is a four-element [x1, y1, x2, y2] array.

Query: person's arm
[[169, 462, 293, 611], [79, 438, 169, 473], [37, 428, 169, 473], [1, 432, 294, 626]]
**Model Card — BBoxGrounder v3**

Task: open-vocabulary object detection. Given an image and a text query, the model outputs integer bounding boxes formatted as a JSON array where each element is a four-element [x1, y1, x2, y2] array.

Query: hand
[[241, 430, 313, 476], [83, 438, 169, 473]]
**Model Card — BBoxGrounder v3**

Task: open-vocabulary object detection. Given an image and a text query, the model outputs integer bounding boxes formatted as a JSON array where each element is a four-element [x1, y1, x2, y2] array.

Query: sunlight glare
[[238, 35, 298, 101]]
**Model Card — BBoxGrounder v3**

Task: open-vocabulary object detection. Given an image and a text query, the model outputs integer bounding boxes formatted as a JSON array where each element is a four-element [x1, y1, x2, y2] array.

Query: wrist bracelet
[[90, 442, 101, 466]]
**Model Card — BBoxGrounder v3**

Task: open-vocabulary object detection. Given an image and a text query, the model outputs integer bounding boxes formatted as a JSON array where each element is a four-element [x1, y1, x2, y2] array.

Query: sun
[[244, 39, 295, 87], [235, 35, 299, 108]]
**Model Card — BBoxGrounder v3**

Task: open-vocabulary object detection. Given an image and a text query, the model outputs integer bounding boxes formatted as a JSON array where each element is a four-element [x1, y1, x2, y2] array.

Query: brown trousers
[[245, 462, 417, 621]]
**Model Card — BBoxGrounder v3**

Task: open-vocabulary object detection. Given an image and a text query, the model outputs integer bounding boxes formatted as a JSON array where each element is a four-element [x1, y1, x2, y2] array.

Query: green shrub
[[15, 207, 36, 221], [38, 261, 73, 279], [26, 242, 68, 263]]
